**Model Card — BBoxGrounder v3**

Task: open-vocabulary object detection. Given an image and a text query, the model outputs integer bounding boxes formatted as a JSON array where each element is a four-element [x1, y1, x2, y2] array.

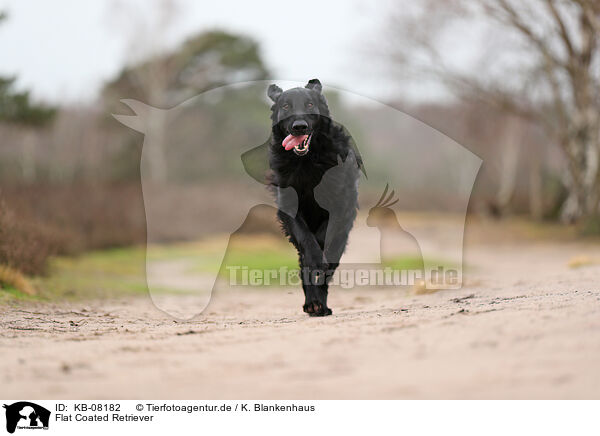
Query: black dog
[[267, 79, 363, 316]]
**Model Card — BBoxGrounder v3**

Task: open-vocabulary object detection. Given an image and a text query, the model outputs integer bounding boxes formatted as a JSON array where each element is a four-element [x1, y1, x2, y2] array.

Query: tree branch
[[545, 0, 575, 58]]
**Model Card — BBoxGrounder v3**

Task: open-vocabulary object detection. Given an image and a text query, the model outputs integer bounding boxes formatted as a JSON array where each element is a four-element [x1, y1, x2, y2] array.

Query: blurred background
[[0, 0, 598, 301]]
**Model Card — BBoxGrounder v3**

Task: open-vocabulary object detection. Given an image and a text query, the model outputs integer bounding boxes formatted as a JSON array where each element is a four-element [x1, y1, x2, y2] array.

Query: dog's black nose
[[291, 120, 308, 133]]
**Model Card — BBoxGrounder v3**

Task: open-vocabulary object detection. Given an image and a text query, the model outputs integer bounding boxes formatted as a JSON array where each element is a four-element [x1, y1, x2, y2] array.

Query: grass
[[0, 285, 40, 304], [382, 256, 425, 271], [0, 234, 299, 303], [182, 234, 299, 286], [0, 264, 36, 296], [382, 255, 460, 271], [567, 255, 600, 269], [1, 232, 460, 304], [30, 249, 148, 302], [216, 234, 299, 279]]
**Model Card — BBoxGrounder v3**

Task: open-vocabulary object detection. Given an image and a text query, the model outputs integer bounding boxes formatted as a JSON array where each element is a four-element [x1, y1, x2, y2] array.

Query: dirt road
[[1, 235, 600, 399]]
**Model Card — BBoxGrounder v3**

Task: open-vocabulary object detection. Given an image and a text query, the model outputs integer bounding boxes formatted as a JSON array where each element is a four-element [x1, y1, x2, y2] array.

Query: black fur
[[267, 79, 362, 316]]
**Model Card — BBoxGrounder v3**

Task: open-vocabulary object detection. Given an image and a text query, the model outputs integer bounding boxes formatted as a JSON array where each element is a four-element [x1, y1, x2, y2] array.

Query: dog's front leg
[[298, 254, 325, 316], [277, 211, 325, 265], [300, 255, 332, 317], [277, 211, 330, 316], [297, 237, 331, 316]]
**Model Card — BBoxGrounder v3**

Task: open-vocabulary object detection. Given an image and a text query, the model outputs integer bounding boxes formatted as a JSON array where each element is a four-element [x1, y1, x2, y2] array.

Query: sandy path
[[1, 241, 600, 399]]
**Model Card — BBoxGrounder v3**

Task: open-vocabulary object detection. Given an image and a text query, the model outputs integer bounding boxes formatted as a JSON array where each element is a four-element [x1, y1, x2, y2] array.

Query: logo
[[113, 80, 481, 319], [3, 402, 50, 434]]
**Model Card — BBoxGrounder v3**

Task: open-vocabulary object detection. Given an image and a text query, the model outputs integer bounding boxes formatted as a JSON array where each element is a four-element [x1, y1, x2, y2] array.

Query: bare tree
[[106, 0, 182, 182], [105, 1, 269, 183], [384, 0, 600, 223]]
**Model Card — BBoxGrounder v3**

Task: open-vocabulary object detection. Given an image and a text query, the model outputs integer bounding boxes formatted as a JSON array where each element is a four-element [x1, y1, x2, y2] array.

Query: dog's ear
[[267, 84, 283, 102], [305, 78, 322, 93]]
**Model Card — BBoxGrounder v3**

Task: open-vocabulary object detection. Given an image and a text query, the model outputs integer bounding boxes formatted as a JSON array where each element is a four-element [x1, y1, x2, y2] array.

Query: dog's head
[[268, 79, 330, 154]]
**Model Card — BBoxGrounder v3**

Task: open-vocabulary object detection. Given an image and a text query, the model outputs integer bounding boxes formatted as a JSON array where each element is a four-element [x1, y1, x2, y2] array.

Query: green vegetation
[[579, 216, 600, 237], [34, 249, 148, 301], [381, 255, 460, 273], [0, 285, 39, 305], [0, 14, 55, 126], [2, 234, 464, 305], [382, 256, 425, 271], [0, 235, 297, 303]]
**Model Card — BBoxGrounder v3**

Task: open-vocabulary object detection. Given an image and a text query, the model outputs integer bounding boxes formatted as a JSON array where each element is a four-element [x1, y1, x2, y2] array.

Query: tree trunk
[[495, 118, 521, 216], [20, 129, 37, 183], [560, 134, 600, 223], [529, 152, 543, 220], [145, 108, 168, 183]]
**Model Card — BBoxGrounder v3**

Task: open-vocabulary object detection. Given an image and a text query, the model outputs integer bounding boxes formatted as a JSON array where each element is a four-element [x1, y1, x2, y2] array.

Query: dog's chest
[[275, 150, 332, 186], [276, 156, 331, 225], [289, 162, 327, 189]]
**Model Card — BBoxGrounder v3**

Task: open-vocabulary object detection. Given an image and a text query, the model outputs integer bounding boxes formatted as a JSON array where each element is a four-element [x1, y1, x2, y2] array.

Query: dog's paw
[[303, 301, 332, 317]]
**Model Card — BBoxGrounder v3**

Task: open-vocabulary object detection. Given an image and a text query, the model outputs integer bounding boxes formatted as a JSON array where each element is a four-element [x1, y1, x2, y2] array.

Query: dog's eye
[[307, 103, 314, 109], [282, 104, 289, 111]]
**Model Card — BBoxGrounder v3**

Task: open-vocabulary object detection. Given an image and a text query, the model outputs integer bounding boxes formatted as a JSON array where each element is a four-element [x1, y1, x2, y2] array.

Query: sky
[[0, 0, 415, 106]]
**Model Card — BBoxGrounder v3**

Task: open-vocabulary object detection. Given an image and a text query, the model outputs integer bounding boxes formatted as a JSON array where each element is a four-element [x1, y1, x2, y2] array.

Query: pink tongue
[[282, 134, 308, 151]]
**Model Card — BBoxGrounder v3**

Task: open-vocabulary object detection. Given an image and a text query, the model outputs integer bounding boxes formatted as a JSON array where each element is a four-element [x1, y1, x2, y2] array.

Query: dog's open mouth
[[282, 133, 312, 156]]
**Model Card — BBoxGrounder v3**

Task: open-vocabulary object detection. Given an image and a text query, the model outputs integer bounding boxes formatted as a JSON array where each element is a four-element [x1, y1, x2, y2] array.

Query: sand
[[1, 236, 599, 399]]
